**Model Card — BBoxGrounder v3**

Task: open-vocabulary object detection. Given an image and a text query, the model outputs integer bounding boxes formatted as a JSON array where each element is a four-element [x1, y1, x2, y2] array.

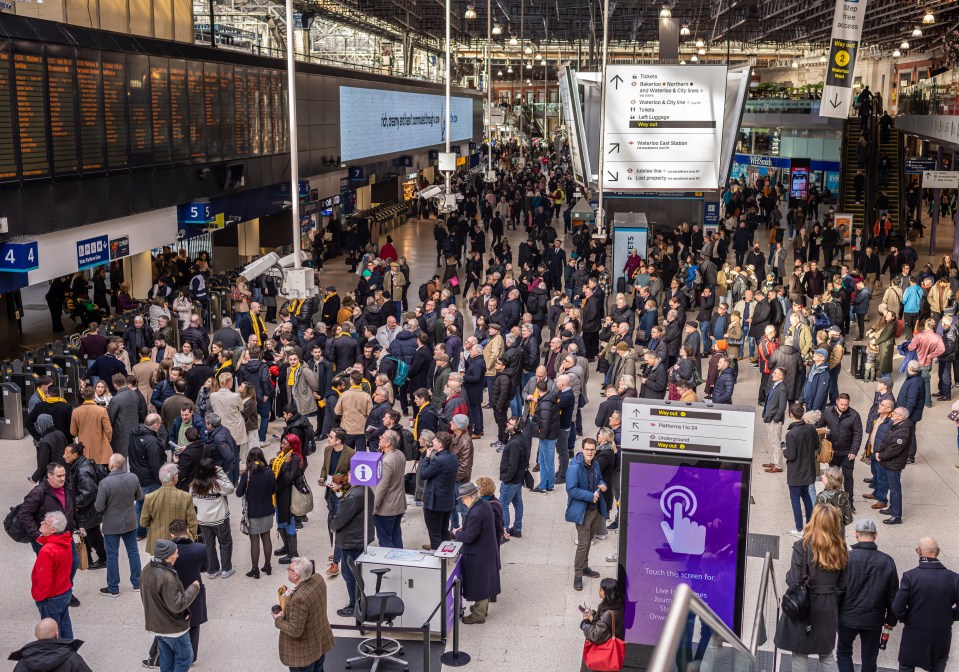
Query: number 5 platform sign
[[77, 235, 109, 271], [0, 241, 39, 272]]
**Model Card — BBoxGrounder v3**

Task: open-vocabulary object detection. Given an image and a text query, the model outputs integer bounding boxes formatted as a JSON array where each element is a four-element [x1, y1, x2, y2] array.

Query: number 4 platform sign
[[0, 241, 39, 272]]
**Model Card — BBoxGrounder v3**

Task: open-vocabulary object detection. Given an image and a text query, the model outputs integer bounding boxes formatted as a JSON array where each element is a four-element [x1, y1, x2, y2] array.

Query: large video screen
[[619, 455, 749, 647], [0, 39, 290, 183], [339, 86, 474, 162]]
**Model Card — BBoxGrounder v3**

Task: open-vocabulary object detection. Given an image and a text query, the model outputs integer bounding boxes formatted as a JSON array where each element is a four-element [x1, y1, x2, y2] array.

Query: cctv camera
[[417, 185, 444, 200]]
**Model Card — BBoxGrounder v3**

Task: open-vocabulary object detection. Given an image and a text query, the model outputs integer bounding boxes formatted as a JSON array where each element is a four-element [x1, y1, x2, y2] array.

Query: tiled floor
[[3, 208, 959, 670]]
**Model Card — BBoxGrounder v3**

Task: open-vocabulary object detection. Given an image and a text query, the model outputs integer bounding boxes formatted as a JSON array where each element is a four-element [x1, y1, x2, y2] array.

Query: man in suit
[[144, 518, 208, 667], [762, 367, 788, 474], [273, 556, 336, 671], [139, 464, 198, 560], [893, 536, 959, 672]]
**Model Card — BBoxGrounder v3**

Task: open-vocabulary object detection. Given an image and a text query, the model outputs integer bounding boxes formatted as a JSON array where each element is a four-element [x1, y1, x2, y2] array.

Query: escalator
[[840, 118, 866, 232]]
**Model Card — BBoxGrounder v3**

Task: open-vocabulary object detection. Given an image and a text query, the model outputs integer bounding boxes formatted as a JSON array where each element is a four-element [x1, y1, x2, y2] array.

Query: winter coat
[[209, 388, 247, 446], [711, 368, 736, 404], [876, 419, 913, 471], [564, 453, 608, 525], [499, 432, 530, 485], [783, 421, 819, 486], [191, 469, 234, 525], [34, 428, 68, 484], [139, 559, 200, 635], [874, 319, 897, 374], [640, 362, 668, 399], [32, 531, 73, 601], [169, 537, 208, 626], [453, 498, 502, 601], [419, 449, 459, 512], [330, 485, 374, 551], [108, 388, 144, 457], [70, 403, 113, 465], [329, 334, 360, 372], [19, 480, 76, 540], [774, 540, 846, 655], [272, 452, 302, 525], [388, 330, 418, 364], [94, 467, 143, 535], [768, 345, 804, 401], [490, 371, 513, 413], [892, 559, 959, 671], [9, 638, 92, 672], [372, 449, 407, 517], [128, 424, 165, 487], [66, 455, 103, 529], [803, 364, 831, 411], [839, 541, 899, 630], [817, 406, 863, 457], [236, 467, 276, 519], [897, 373, 926, 423], [532, 390, 562, 441]]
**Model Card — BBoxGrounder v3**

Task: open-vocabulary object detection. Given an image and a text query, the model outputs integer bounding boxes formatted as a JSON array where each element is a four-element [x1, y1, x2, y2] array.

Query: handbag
[[817, 434, 834, 464], [781, 546, 811, 620], [582, 610, 626, 672], [240, 496, 250, 536], [76, 535, 89, 571], [290, 476, 315, 517]]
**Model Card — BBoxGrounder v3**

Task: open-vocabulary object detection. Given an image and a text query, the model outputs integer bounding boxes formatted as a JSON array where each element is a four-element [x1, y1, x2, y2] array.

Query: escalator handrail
[[750, 551, 781, 658]]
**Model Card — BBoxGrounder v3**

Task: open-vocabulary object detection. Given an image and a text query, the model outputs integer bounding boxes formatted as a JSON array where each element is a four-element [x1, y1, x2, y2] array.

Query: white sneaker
[[787, 529, 803, 537], [594, 534, 608, 541], [606, 553, 618, 563], [573, 538, 596, 546]]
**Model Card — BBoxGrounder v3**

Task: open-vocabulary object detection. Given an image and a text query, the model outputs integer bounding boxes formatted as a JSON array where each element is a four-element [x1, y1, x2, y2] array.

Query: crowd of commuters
[[10, 138, 959, 672]]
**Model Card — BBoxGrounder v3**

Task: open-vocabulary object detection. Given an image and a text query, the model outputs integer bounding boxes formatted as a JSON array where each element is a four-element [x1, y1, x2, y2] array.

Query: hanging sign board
[[820, 0, 868, 119], [621, 398, 756, 460], [922, 170, 959, 189]]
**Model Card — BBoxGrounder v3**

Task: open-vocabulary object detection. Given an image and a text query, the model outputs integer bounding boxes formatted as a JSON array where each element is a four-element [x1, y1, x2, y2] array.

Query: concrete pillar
[[129, 251, 154, 300], [237, 218, 261, 259], [658, 18, 679, 63]]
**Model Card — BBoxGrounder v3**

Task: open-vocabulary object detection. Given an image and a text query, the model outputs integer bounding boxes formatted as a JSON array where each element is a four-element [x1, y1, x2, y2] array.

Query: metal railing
[[648, 551, 780, 672], [898, 70, 959, 116], [744, 99, 821, 114]]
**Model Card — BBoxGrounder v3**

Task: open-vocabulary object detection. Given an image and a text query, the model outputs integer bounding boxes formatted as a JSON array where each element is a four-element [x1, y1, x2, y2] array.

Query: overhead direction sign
[[621, 398, 755, 460], [602, 65, 727, 190], [821, 0, 868, 119], [922, 170, 959, 189]]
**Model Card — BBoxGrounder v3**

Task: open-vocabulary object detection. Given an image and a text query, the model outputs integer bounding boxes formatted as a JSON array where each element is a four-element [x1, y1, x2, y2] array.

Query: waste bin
[[0, 382, 24, 439]]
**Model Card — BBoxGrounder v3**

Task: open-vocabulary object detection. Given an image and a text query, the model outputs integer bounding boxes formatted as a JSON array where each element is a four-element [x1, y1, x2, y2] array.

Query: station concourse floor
[[4, 213, 959, 670]]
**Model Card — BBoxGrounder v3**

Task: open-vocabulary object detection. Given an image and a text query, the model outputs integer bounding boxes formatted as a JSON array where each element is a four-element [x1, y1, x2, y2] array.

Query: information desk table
[[356, 545, 462, 638]]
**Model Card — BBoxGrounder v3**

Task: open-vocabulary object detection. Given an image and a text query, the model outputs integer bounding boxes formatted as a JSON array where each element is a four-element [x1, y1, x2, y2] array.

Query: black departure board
[[101, 52, 127, 170], [0, 41, 290, 183], [234, 65, 248, 157], [248, 68, 261, 156], [204, 62, 220, 161], [127, 54, 151, 167], [14, 43, 49, 179], [46, 47, 79, 176], [0, 43, 18, 181], [187, 60, 205, 161], [219, 64, 235, 160], [169, 58, 189, 163], [76, 49, 105, 173], [150, 57, 171, 163]]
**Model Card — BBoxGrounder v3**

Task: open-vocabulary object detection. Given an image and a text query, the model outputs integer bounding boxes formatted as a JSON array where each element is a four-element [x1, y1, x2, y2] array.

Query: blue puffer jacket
[[712, 367, 736, 404], [565, 453, 608, 525], [902, 285, 924, 314], [388, 330, 419, 364]]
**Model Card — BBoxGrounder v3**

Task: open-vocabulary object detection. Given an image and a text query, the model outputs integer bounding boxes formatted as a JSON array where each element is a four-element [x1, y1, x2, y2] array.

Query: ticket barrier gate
[[2, 361, 38, 426], [42, 353, 83, 404], [208, 288, 231, 329], [0, 382, 25, 439], [26, 362, 68, 403]]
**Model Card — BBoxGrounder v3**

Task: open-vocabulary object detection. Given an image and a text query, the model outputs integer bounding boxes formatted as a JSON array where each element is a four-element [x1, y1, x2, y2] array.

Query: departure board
[[234, 65, 249, 157], [127, 54, 151, 167], [204, 62, 220, 161], [248, 68, 261, 156], [0, 43, 18, 181], [76, 49, 105, 172], [219, 64, 235, 160], [260, 81, 272, 156], [14, 43, 49, 179], [279, 73, 289, 152], [187, 61, 205, 161], [272, 71, 283, 154], [101, 52, 128, 169], [150, 57, 171, 163], [47, 47, 79, 176], [169, 58, 189, 163]]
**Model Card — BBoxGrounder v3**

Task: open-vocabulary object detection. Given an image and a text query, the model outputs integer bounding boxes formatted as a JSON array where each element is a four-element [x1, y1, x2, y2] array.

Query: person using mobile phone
[[580, 578, 625, 672]]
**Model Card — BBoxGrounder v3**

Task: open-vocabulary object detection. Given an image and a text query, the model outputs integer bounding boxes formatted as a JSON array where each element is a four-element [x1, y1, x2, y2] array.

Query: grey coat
[[94, 467, 143, 535], [108, 388, 144, 456]]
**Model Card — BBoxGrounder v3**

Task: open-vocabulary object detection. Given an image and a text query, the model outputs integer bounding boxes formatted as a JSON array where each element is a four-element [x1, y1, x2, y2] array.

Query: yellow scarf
[[290, 299, 304, 315], [139, 357, 151, 363], [44, 395, 68, 404], [287, 362, 300, 387], [413, 402, 428, 439], [215, 360, 232, 377], [251, 314, 265, 346], [270, 453, 285, 505], [529, 388, 541, 416]]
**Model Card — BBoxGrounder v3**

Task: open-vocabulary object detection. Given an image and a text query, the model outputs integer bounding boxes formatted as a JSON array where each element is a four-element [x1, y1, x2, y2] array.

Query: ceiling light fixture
[[526, 79, 531, 85], [912, 26, 922, 37], [694, 38, 704, 48], [680, 23, 690, 36], [509, 35, 518, 46], [536, 52, 543, 60], [680, 58, 686, 64], [791, 60, 799, 68], [820, 54, 827, 63], [497, 68, 503, 76], [893, 48, 902, 58], [507, 63, 513, 73], [690, 54, 699, 62], [900, 39, 910, 49], [523, 45, 532, 54], [464, 3, 476, 19], [492, 22, 502, 35], [922, 10, 934, 24], [526, 61, 532, 69], [698, 47, 706, 55], [659, 4, 671, 18]]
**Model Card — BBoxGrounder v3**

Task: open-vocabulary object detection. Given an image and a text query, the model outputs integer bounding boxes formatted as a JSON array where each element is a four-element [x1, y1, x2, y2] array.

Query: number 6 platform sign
[[350, 451, 383, 487]]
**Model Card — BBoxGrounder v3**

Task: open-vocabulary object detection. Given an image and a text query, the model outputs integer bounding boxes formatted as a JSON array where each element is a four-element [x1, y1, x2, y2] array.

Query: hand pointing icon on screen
[[660, 486, 707, 555]]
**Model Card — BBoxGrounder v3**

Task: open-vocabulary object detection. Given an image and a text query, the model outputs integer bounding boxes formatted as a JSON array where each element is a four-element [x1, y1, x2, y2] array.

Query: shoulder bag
[[781, 545, 811, 621], [583, 610, 626, 672], [290, 475, 315, 517], [817, 433, 834, 464]]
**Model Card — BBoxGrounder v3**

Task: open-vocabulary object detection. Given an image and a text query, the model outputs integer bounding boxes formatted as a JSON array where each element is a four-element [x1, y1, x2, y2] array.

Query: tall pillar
[[237, 218, 261, 259], [129, 251, 154, 300], [658, 18, 679, 63], [929, 145, 944, 256]]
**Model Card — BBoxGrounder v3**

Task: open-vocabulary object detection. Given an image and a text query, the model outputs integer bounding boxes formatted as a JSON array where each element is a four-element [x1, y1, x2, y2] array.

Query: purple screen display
[[623, 462, 745, 645]]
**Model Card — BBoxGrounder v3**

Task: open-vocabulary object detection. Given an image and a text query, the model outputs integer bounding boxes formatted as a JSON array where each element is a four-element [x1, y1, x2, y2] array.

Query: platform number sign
[[181, 202, 213, 225], [0, 241, 39, 272]]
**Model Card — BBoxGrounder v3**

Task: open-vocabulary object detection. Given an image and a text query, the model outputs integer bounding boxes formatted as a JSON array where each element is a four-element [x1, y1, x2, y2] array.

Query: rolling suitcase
[[850, 344, 866, 379]]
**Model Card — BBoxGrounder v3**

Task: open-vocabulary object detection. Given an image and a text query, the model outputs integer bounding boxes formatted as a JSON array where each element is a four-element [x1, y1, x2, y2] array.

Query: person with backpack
[[372, 429, 407, 549]]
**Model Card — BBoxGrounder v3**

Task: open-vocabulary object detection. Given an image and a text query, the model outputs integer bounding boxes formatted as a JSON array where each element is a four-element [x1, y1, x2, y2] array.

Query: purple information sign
[[623, 461, 745, 645]]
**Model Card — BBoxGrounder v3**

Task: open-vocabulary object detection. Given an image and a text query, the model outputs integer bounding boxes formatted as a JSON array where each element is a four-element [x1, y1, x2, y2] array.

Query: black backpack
[[302, 423, 317, 456], [400, 428, 417, 461], [4, 504, 32, 544]]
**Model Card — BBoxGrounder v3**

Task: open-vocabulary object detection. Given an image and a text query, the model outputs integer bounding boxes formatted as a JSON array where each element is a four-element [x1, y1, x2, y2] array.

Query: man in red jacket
[[31, 511, 74, 639]]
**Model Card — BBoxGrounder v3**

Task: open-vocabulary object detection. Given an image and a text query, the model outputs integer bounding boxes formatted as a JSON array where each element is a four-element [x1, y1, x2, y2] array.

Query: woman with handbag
[[270, 434, 304, 565], [236, 447, 276, 579], [774, 504, 848, 672], [581, 577, 626, 672]]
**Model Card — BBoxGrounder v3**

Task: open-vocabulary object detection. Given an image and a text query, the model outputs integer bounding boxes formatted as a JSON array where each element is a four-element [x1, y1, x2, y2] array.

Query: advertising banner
[[619, 455, 750, 649], [612, 226, 648, 291], [602, 64, 727, 190], [820, 0, 868, 119], [109, 236, 130, 261], [339, 87, 474, 162]]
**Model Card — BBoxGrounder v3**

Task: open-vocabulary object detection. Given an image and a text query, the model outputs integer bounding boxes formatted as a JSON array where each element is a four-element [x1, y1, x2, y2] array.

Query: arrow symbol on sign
[[829, 93, 842, 108], [610, 74, 623, 90], [631, 434, 639, 442], [632, 408, 642, 417], [608, 142, 620, 154], [607, 170, 619, 181]]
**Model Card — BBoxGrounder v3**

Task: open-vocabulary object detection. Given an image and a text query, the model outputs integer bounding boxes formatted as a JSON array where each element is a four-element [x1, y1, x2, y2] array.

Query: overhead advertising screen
[[558, 64, 591, 187], [602, 64, 727, 190], [339, 86, 474, 162], [619, 455, 749, 648]]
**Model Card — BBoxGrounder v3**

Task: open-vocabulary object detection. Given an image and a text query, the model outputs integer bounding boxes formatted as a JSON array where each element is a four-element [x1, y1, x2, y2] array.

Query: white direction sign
[[621, 399, 756, 460], [602, 64, 727, 191], [922, 170, 959, 189], [820, 0, 868, 119]]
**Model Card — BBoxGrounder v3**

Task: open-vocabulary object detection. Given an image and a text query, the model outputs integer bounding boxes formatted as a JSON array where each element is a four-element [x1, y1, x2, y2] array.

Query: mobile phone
[[271, 604, 281, 614], [577, 605, 588, 613]]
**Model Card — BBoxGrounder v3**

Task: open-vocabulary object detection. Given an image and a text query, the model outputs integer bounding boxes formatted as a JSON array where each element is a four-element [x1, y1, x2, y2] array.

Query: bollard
[[440, 576, 471, 666]]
